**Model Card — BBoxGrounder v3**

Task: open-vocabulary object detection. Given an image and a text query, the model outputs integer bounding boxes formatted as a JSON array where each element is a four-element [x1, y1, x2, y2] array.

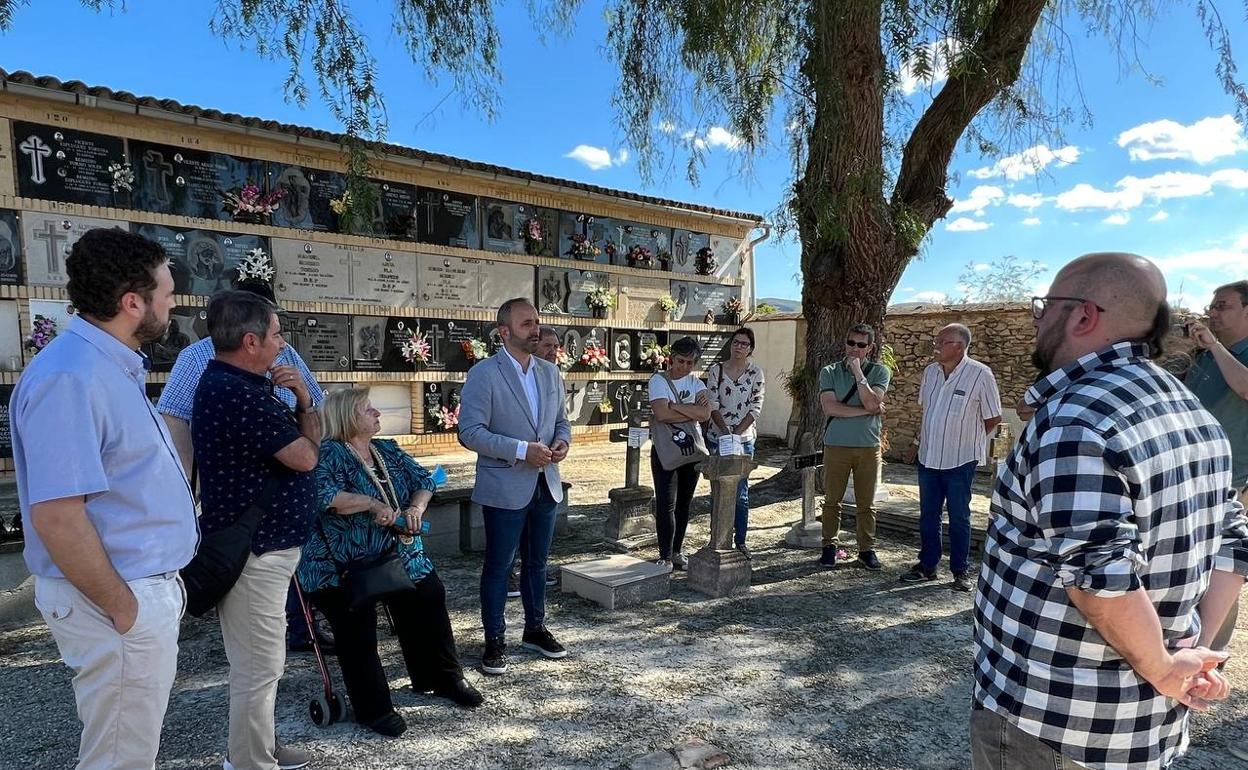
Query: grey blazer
[[458, 352, 572, 509]]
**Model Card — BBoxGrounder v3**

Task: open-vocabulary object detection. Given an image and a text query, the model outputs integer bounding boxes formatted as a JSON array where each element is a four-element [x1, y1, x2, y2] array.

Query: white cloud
[[565, 145, 614, 170], [950, 185, 1005, 215], [946, 217, 991, 232], [614, 148, 630, 165], [1022, 217, 1042, 226], [1148, 210, 1169, 222], [705, 126, 745, 151], [1007, 193, 1046, 210], [1103, 213, 1130, 226], [909, 290, 950, 303], [898, 39, 962, 96], [972, 263, 992, 272], [1117, 115, 1248, 164], [1053, 169, 1248, 211], [969, 145, 1080, 181]]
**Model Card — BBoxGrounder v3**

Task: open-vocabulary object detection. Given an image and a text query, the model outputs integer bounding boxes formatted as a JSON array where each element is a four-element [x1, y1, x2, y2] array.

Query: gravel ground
[[2, 440, 1247, 769]]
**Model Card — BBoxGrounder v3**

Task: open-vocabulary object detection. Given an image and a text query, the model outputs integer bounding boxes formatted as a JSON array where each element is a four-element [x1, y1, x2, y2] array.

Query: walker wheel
[[330, 692, 348, 723], [310, 694, 333, 727]]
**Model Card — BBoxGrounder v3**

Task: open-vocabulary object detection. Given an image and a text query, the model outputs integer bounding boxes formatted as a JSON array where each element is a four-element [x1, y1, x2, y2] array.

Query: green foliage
[[957, 255, 1047, 304], [877, 343, 898, 375], [755, 302, 779, 315]]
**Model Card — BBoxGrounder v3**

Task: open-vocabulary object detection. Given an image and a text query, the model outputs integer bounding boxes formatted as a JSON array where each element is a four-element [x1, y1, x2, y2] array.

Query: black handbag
[[316, 517, 417, 612], [181, 476, 281, 617]]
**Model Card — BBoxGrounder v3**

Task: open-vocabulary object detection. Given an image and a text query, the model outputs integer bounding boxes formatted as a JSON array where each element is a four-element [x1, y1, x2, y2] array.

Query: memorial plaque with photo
[[564, 380, 610, 426], [670, 229, 711, 276], [421, 381, 453, 432], [416, 254, 533, 312], [0, 209, 22, 285], [537, 267, 608, 318], [128, 140, 266, 220], [694, 331, 734, 364], [420, 318, 481, 373], [22, 213, 128, 287], [272, 239, 417, 306], [549, 325, 610, 373], [351, 315, 422, 372], [417, 188, 480, 249], [134, 224, 267, 296], [142, 307, 205, 372], [0, 383, 13, 459], [611, 329, 666, 372], [0, 301, 23, 373], [481, 199, 560, 257], [13, 121, 129, 208], [376, 181, 419, 240], [670, 279, 736, 323], [268, 165, 346, 231], [557, 212, 612, 264], [611, 220, 673, 269], [281, 313, 351, 371]]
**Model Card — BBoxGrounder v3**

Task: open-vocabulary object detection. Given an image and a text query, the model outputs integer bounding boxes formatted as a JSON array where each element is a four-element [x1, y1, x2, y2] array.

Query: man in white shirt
[[902, 323, 1002, 591]]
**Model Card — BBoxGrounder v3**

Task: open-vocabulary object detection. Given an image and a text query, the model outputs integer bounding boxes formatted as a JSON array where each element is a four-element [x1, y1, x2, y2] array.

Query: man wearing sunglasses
[[816, 324, 890, 570], [971, 252, 1247, 770]]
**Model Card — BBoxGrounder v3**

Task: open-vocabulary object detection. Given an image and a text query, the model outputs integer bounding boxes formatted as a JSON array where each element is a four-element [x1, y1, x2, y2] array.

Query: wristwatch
[[297, 403, 320, 415], [858, 378, 870, 387]]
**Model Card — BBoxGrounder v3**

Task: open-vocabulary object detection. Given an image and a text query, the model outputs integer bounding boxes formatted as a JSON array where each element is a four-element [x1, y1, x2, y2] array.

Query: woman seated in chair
[[297, 387, 482, 738]]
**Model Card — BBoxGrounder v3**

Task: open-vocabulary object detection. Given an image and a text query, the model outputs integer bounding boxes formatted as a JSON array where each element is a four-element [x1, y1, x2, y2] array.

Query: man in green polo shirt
[[817, 323, 891, 570]]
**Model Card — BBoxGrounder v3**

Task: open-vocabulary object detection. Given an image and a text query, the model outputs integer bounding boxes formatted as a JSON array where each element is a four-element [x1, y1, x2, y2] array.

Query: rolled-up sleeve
[[1214, 490, 1248, 576], [1031, 424, 1145, 596]]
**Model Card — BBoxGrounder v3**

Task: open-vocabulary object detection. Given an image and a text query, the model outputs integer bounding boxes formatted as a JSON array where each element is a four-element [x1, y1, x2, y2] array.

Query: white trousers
[[34, 572, 185, 770]]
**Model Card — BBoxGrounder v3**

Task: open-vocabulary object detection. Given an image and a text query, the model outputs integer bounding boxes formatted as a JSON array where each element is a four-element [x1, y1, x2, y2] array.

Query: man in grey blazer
[[459, 298, 572, 675]]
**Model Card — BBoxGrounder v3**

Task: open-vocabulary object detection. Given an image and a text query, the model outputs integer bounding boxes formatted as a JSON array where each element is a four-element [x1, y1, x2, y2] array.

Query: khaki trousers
[[821, 445, 881, 550], [34, 572, 185, 770], [218, 547, 301, 770], [1211, 486, 1248, 652]]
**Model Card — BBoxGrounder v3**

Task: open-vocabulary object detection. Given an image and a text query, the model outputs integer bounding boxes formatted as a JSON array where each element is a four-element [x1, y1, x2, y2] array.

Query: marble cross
[[19, 135, 52, 185], [32, 221, 68, 276]]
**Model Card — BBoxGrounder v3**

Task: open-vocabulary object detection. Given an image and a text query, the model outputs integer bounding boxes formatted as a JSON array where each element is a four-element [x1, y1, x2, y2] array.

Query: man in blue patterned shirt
[[192, 290, 321, 770], [972, 252, 1248, 770]]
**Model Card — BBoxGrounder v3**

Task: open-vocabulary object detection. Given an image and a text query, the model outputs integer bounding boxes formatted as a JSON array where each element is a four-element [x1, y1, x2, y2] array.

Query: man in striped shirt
[[901, 323, 1001, 591], [972, 252, 1247, 770]]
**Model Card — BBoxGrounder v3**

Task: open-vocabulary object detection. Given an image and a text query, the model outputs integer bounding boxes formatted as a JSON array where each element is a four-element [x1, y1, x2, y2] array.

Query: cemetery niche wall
[[0, 69, 761, 463]]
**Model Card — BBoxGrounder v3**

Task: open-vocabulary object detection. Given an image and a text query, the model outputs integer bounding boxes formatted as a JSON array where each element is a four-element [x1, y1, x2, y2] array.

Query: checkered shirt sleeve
[[973, 342, 1248, 770], [157, 338, 324, 421]]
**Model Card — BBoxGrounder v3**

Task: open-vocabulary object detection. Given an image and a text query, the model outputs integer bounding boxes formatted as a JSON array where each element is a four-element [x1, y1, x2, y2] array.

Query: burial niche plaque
[[671, 229, 711, 276], [143, 307, 204, 372], [670, 280, 736, 323], [417, 188, 480, 249], [557, 212, 612, 264], [350, 315, 422, 372], [272, 239, 417, 306], [268, 165, 346, 231], [128, 140, 267, 220], [417, 254, 533, 312], [537, 267, 608, 318], [420, 318, 482, 373], [612, 220, 673, 269], [0, 209, 22, 285], [21, 213, 128, 287], [0, 301, 23, 372], [481, 199, 560, 257], [565, 380, 610, 426], [281, 313, 351, 371], [13, 121, 129, 208], [135, 224, 267, 296]]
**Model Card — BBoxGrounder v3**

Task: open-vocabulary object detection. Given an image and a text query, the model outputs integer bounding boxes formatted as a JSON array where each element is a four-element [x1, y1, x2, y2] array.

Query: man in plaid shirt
[[972, 252, 1248, 770]]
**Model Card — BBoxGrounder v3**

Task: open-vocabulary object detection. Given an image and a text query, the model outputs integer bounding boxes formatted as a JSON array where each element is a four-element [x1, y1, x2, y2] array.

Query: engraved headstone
[[613, 220, 673, 269], [537, 267, 608, 318], [13, 121, 129, 208], [557, 212, 612, 264], [417, 188, 480, 249], [0, 301, 23, 372], [21, 213, 128, 287], [421, 381, 447, 432], [671, 229, 711, 276], [420, 318, 481, 372], [128, 140, 267, 220], [272, 239, 417, 306], [565, 380, 609, 426], [416, 254, 533, 312], [549, 325, 609, 372], [694, 331, 734, 363], [142, 307, 204, 372], [377, 181, 419, 240], [280, 312, 351, 371], [0, 209, 22, 285], [612, 329, 665, 372], [350, 315, 421, 372], [268, 165, 346, 231], [708, 234, 746, 281], [609, 380, 650, 424], [134, 224, 267, 296], [670, 279, 735, 323], [481, 199, 560, 257]]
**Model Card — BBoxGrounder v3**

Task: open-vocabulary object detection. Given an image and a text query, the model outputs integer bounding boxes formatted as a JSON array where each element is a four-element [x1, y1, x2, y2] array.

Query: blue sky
[[2, 2, 1246, 307]]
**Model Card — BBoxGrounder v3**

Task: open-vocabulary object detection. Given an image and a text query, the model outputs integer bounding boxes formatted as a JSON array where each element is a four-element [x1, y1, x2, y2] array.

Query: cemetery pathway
[[1, 440, 1245, 769]]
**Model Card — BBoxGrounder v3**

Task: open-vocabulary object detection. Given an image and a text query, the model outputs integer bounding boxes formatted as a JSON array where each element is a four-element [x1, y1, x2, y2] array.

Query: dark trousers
[[480, 478, 559, 639], [651, 449, 700, 559], [970, 705, 1089, 769], [917, 461, 978, 575], [311, 571, 462, 725]]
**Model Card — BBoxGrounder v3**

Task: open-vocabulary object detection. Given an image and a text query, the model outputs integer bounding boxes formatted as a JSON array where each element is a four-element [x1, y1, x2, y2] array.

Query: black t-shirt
[[192, 359, 317, 554]]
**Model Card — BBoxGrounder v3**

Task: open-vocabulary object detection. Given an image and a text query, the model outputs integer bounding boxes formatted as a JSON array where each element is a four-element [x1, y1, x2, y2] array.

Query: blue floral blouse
[[296, 438, 438, 593]]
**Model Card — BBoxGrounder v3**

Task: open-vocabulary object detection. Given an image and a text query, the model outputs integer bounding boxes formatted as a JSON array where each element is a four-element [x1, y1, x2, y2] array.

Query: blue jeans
[[480, 479, 558, 639], [917, 461, 977, 575]]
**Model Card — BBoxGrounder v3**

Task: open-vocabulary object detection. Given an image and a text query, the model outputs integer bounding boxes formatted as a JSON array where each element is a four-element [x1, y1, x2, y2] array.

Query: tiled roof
[[1, 68, 764, 224]]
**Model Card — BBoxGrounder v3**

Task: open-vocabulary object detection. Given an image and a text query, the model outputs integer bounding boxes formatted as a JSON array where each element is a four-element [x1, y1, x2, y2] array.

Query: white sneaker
[[224, 744, 310, 770], [672, 552, 688, 571]]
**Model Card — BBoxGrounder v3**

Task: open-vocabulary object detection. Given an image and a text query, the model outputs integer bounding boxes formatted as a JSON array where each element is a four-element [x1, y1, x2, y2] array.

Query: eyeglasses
[[730, 340, 752, 348], [1031, 295, 1107, 320], [844, 340, 870, 349], [932, 339, 961, 348], [1206, 301, 1242, 313]]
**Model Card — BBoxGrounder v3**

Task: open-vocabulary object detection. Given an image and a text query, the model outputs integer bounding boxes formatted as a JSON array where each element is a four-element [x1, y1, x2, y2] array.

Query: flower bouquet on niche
[[524, 216, 545, 256], [400, 333, 432, 368], [554, 345, 573, 372], [723, 296, 745, 325], [627, 245, 655, 269], [462, 337, 490, 364], [107, 161, 134, 193], [641, 342, 671, 371], [221, 182, 284, 224], [579, 342, 610, 371], [597, 397, 614, 415], [566, 232, 600, 260], [433, 403, 460, 431], [25, 314, 57, 354], [585, 286, 617, 319], [657, 294, 678, 324]]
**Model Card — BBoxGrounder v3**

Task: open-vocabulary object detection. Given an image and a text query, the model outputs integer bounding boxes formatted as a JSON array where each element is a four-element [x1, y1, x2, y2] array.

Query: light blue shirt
[[12, 316, 199, 580], [157, 336, 324, 421], [501, 346, 540, 461]]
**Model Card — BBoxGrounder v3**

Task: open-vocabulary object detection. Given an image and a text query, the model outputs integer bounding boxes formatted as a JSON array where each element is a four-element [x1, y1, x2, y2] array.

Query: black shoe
[[900, 563, 937, 583], [951, 572, 973, 592], [367, 711, 407, 737], [434, 678, 484, 708], [545, 568, 559, 588], [481, 636, 508, 675], [522, 627, 568, 659], [819, 546, 837, 569], [506, 573, 521, 599], [857, 551, 882, 571]]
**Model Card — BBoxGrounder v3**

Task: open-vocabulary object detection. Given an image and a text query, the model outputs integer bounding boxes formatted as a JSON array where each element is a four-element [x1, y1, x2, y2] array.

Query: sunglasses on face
[[844, 340, 870, 349]]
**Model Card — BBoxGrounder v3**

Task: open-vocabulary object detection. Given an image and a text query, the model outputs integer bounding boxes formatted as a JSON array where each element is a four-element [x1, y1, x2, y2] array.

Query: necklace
[[343, 441, 410, 544]]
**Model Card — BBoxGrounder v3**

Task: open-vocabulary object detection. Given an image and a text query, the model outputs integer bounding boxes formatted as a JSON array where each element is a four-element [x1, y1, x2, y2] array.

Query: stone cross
[[32, 221, 68, 276], [19, 135, 51, 185], [142, 150, 175, 205], [338, 252, 364, 295]]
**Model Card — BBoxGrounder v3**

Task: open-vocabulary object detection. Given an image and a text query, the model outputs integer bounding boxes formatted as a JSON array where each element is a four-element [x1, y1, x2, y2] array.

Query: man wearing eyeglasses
[[817, 324, 890, 570], [971, 253, 1247, 770], [900, 323, 1001, 591]]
